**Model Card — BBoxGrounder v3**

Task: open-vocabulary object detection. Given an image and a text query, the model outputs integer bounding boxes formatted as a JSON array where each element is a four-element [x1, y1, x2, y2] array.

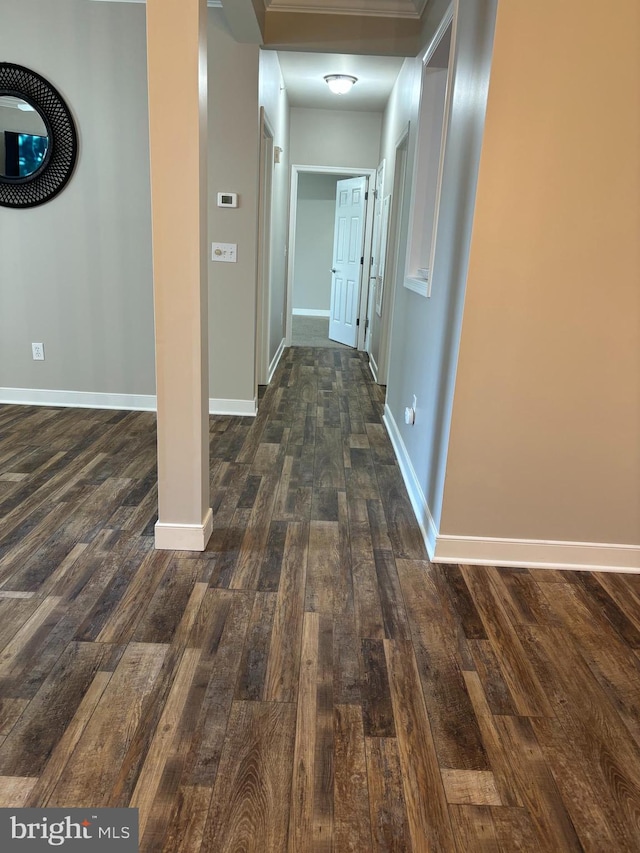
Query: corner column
[[146, 0, 212, 550]]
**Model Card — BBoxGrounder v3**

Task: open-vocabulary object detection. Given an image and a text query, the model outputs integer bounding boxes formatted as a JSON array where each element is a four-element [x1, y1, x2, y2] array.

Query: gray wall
[[0, 0, 155, 396], [207, 10, 260, 404], [293, 173, 341, 313], [290, 107, 382, 169], [383, 0, 498, 531], [259, 49, 290, 368], [0, 4, 265, 410], [369, 58, 417, 382]]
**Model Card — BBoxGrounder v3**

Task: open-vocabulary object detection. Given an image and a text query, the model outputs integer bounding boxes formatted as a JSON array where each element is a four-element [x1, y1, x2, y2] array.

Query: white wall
[[290, 107, 382, 169], [0, 0, 155, 399], [293, 173, 340, 313], [382, 0, 498, 549], [259, 49, 289, 369]]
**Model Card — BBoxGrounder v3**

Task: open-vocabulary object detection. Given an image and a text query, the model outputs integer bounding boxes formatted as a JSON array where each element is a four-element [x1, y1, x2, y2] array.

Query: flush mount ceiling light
[[324, 74, 358, 95]]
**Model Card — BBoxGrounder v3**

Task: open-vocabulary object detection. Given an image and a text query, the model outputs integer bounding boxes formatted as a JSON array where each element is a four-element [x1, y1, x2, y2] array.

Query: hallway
[[0, 346, 639, 851]]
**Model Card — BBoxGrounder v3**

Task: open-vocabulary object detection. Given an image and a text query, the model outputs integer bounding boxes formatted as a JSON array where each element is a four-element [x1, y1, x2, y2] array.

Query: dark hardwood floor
[[1, 345, 640, 851]]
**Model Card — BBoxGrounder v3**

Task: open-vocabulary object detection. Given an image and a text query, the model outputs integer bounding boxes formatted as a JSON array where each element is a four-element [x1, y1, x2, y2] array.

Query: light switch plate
[[211, 242, 237, 263]]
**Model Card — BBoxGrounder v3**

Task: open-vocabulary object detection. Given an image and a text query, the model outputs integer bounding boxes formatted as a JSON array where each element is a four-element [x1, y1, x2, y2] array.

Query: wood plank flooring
[[1, 345, 640, 851]]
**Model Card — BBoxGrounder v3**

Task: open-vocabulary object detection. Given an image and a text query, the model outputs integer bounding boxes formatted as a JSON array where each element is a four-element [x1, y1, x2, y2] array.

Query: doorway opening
[[286, 164, 376, 351]]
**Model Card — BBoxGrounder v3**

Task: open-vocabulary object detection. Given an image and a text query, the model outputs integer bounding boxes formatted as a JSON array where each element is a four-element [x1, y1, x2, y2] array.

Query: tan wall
[[147, 0, 210, 540], [441, 0, 640, 545]]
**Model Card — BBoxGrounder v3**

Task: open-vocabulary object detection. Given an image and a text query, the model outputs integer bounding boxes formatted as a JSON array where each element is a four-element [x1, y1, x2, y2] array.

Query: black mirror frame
[[0, 63, 78, 208]]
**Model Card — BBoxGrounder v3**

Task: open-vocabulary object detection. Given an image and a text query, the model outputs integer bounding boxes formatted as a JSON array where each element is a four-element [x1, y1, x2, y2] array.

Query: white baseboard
[[268, 338, 286, 383], [433, 535, 640, 573], [368, 352, 379, 383], [383, 403, 438, 558], [209, 397, 257, 417], [0, 387, 257, 417], [292, 308, 330, 317], [0, 387, 157, 411], [154, 508, 213, 551]]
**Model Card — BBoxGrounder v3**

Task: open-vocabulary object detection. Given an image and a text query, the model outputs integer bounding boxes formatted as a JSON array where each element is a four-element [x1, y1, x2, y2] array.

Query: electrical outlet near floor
[[32, 342, 45, 360]]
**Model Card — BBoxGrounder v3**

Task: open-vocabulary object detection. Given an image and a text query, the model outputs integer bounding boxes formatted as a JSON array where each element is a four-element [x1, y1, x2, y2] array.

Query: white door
[[329, 176, 367, 347]]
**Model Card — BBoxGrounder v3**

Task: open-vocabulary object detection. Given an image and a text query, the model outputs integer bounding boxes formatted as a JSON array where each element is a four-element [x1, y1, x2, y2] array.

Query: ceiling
[[277, 51, 405, 112]]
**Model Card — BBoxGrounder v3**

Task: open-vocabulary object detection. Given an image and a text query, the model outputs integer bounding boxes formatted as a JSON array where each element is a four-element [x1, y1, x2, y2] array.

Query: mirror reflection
[[0, 95, 49, 178]]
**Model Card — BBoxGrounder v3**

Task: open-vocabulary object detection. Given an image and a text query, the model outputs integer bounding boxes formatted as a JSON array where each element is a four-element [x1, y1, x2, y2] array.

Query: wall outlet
[[404, 395, 418, 426], [32, 342, 45, 361]]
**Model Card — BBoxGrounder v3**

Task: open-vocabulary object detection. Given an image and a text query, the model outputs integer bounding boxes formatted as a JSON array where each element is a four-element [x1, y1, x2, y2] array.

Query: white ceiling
[[276, 51, 405, 112]]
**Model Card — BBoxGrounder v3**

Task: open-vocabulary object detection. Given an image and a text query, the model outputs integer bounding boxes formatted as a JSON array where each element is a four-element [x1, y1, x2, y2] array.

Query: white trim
[[383, 403, 438, 557], [155, 508, 214, 552], [419, 2, 455, 65], [292, 308, 330, 317], [403, 276, 429, 297], [0, 387, 257, 417], [268, 338, 286, 383], [209, 397, 257, 417], [368, 352, 379, 383], [0, 387, 156, 411], [433, 535, 640, 573]]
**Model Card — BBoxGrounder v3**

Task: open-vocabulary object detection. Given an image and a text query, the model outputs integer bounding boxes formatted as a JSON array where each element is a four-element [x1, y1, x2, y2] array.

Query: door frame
[[256, 107, 275, 387], [365, 158, 386, 358], [286, 163, 377, 350], [377, 123, 410, 386]]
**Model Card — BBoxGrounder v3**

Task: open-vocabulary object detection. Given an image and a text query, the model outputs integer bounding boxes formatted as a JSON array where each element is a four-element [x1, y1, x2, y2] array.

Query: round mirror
[[0, 63, 78, 208], [0, 95, 49, 179]]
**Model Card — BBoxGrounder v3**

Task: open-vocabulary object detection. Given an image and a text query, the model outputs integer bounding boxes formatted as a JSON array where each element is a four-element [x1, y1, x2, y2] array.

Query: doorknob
[[331, 268, 337, 273]]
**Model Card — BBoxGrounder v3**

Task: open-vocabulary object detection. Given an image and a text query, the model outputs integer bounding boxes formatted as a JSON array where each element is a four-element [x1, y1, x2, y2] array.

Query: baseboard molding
[[209, 397, 257, 417], [268, 337, 286, 383], [384, 403, 640, 573], [154, 508, 214, 551], [433, 535, 640, 572], [368, 352, 379, 383], [292, 308, 331, 317], [0, 387, 257, 417], [0, 387, 157, 411], [383, 403, 438, 558]]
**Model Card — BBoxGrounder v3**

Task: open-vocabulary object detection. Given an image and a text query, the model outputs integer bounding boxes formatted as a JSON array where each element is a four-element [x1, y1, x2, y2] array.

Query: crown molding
[[264, 0, 427, 19]]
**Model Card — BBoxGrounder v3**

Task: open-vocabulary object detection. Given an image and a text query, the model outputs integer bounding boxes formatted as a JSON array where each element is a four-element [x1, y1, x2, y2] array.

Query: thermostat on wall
[[217, 192, 238, 208]]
